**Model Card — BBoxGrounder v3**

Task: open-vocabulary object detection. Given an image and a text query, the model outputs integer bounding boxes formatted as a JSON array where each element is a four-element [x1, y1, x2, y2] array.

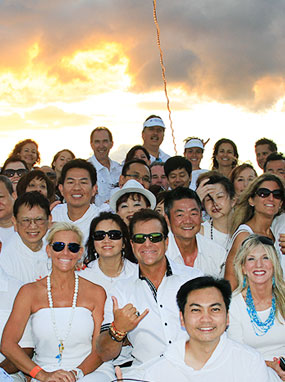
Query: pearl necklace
[[47, 273, 79, 364], [210, 219, 214, 240]]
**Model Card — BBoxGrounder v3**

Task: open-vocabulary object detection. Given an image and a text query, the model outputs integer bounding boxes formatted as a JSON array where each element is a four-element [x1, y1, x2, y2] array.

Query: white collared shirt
[[149, 149, 171, 164]]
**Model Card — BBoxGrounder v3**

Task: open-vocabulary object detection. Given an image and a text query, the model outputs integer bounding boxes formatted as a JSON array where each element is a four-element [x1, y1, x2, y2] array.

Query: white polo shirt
[[166, 231, 226, 277], [0, 226, 15, 249], [88, 155, 122, 206], [149, 149, 170, 164], [101, 258, 202, 369]]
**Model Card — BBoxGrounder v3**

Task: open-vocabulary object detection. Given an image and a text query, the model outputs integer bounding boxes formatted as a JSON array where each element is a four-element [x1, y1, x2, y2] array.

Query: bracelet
[[108, 321, 127, 342], [30, 365, 43, 378], [70, 368, 84, 380]]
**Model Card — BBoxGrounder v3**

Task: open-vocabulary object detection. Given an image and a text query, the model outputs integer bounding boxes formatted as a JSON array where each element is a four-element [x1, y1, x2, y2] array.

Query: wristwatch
[[71, 368, 84, 380]]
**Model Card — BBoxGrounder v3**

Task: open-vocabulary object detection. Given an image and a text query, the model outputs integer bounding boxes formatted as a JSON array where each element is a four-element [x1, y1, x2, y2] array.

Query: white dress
[[201, 220, 231, 251]]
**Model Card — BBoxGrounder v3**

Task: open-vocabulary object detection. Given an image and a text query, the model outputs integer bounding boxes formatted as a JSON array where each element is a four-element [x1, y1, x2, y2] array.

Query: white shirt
[[201, 220, 231, 252], [0, 233, 48, 284], [88, 155, 122, 206], [142, 333, 269, 382], [149, 149, 170, 164], [189, 169, 208, 190], [0, 226, 15, 249], [271, 213, 285, 273], [166, 231, 226, 277]]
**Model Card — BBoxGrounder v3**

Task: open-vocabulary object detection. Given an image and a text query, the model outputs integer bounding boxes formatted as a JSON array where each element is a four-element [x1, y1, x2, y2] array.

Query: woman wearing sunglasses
[[1, 156, 29, 193], [1, 222, 106, 381], [227, 234, 285, 381], [225, 174, 285, 291]]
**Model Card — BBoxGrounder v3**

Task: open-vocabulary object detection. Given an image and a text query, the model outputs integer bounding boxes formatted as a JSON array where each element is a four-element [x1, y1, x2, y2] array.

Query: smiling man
[[164, 156, 192, 190], [255, 138, 278, 170], [143, 276, 269, 381], [142, 115, 170, 163]]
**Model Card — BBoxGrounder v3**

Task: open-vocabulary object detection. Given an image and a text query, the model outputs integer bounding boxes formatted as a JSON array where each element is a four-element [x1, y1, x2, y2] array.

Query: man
[[52, 159, 110, 244], [150, 161, 169, 190], [142, 115, 170, 163], [143, 276, 269, 381], [0, 176, 16, 250], [119, 159, 151, 190], [96, 209, 202, 379], [255, 137, 277, 170], [164, 156, 192, 190], [264, 152, 285, 181], [88, 127, 122, 205], [164, 187, 226, 277], [0, 192, 51, 283]]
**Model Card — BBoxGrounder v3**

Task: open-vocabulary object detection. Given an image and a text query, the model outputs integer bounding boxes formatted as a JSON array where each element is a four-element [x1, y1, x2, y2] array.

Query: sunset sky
[[0, 0, 284, 170]]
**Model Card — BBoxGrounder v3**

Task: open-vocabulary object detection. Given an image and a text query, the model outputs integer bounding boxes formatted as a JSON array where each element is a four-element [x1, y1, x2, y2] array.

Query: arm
[[0, 348, 33, 374], [266, 359, 285, 381]]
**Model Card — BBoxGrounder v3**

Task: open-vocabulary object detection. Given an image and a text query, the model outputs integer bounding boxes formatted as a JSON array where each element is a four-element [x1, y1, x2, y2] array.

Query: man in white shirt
[[143, 276, 269, 382], [142, 115, 170, 163], [164, 187, 226, 277], [0, 176, 16, 251], [96, 209, 202, 379], [88, 127, 122, 206]]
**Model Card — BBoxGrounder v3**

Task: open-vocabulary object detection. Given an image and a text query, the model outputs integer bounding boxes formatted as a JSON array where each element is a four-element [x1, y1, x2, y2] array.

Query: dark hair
[[13, 191, 51, 218], [121, 159, 150, 177], [212, 138, 239, 170], [0, 175, 14, 195], [229, 163, 257, 184], [129, 209, 169, 239], [51, 149, 75, 169], [177, 276, 232, 315], [1, 156, 28, 172], [255, 138, 277, 152], [202, 174, 235, 200], [90, 127, 113, 143], [164, 187, 202, 219], [164, 156, 192, 178], [156, 190, 170, 206], [9, 139, 40, 165], [116, 192, 150, 211], [125, 145, 150, 164], [60, 159, 97, 186], [149, 184, 164, 198], [84, 212, 136, 265], [264, 152, 285, 171], [16, 170, 55, 202]]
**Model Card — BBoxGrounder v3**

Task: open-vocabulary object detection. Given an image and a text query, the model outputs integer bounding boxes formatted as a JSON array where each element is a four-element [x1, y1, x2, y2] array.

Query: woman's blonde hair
[[47, 222, 83, 247], [234, 234, 285, 320]]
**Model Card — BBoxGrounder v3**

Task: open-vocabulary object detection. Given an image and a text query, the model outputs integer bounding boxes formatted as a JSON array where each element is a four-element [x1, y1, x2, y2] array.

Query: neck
[[98, 255, 123, 277], [248, 281, 273, 301], [174, 236, 198, 267], [139, 257, 167, 289], [96, 156, 110, 169], [247, 214, 274, 236], [67, 204, 90, 221], [217, 165, 232, 178], [22, 239, 43, 252], [185, 338, 220, 370], [49, 268, 76, 289], [143, 144, 159, 158], [0, 217, 13, 229]]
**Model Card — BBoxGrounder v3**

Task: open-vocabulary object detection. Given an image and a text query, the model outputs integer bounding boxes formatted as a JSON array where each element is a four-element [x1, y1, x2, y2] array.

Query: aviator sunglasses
[[255, 187, 283, 200], [51, 242, 81, 253], [132, 232, 165, 244], [93, 230, 123, 241], [2, 169, 28, 178]]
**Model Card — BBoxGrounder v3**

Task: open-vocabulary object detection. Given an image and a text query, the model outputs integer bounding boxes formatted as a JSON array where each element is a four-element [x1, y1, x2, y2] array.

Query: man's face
[[180, 287, 228, 348], [142, 126, 165, 149], [169, 198, 201, 240], [0, 182, 15, 222], [91, 130, 113, 162], [59, 168, 97, 209], [255, 144, 273, 169], [151, 165, 169, 190], [167, 168, 191, 190], [131, 219, 168, 267], [12, 204, 51, 250], [265, 160, 285, 181], [120, 162, 151, 189]]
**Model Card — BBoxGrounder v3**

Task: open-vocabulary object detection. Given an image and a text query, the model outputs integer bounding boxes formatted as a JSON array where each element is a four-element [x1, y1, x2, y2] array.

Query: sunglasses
[[255, 188, 283, 200], [93, 230, 122, 241], [132, 232, 165, 244], [2, 169, 28, 178], [242, 235, 274, 247], [51, 242, 81, 253]]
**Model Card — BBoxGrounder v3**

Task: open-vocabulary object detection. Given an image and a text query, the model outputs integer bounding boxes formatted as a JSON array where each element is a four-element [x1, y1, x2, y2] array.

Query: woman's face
[[249, 180, 283, 218], [184, 147, 203, 170], [26, 177, 48, 198], [242, 245, 274, 287], [117, 194, 148, 226], [234, 168, 256, 196], [2, 161, 28, 191], [133, 149, 150, 166], [19, 143, 38, 168], [94, 220, 123, 259], [216, 143, 236, 168], [203, 183, 234, 220], [53, 151, 74, 173]]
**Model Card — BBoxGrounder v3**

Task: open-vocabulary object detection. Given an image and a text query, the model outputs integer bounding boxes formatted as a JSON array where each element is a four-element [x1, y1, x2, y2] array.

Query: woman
[[211, 138, 239, 178], [225, 174, 285, 290], [1, 156, 29, 192], [16, 170, 55, 204], [228, 234, 285, 381], [1, 222, 106, 381], [9, 139, 40, 170], [124, 145, 150, 166], [52, 149, 75, 184], [229, 163, 257, 198], [110, 179, 156, 226]]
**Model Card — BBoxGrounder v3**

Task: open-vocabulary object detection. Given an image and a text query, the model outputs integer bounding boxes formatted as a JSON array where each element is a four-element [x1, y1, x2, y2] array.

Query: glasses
[[17, 217, 47, 227], [242, 235, 274, 247], [93, 230, 123, 241], [125, 174, 151, 184], [255, 188, 283, 200], [2, 169, 28, 178], [132, 232, 165, 244], [51, 242, 81, 253]]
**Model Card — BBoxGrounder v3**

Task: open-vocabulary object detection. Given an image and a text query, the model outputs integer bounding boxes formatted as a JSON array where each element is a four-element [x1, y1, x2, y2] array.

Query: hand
[[115, 366, 123, 381], [112, 296, 149, 333], [50, 200, 62, 211], [266, 358, 285, 381], [279, 234, 285, 255], [196, 178, 216, 203], [40, 369, 76, 382]]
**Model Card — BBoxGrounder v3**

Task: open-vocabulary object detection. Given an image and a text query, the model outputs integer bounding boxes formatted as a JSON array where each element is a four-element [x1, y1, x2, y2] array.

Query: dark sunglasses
[[242, 235, 274, 247], [45, 172, 57, 179], [51, 242, 81, 253], [2, 169, 28, 178], [93, 230, 122, 241], [132, 232, 165, 244], [255, 188, 283, 200]]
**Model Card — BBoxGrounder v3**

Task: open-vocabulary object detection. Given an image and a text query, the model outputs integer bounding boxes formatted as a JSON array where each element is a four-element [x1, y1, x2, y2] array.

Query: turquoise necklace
[[245, 285, 276, 336]]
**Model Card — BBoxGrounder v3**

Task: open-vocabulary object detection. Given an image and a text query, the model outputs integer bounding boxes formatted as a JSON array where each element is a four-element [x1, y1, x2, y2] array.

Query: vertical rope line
[[152, 0, 177, 155]]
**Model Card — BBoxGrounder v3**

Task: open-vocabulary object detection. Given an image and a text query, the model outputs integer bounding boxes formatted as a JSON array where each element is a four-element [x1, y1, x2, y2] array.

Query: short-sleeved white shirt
[[149, 149, 170, 164], [0, 226, 15, 248]]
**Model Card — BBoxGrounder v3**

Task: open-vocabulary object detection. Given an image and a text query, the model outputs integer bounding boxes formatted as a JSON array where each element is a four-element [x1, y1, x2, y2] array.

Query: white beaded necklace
[[47, 273, 79, 364]]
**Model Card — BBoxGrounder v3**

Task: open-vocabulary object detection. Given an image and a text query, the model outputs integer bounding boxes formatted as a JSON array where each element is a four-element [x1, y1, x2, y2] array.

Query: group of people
[[0, 114, 284, 381]]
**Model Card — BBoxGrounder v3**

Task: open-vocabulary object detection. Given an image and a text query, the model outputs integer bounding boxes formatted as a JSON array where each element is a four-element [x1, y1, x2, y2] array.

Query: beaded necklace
[[245, 285, 276, 336], [47, 273, 79, 364]]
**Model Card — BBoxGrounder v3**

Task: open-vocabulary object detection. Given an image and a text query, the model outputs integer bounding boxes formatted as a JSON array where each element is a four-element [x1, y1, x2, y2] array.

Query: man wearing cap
[[142, 115, 170, 163], [184, 137, 208, 190]]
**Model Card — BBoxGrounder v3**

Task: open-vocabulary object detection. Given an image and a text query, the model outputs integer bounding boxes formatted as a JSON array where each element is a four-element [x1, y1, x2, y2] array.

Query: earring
[[272, 276, 276, 288], [121, 248, 125, 258], [47, 257, 52, 272], [242, 275, 247, 288]]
